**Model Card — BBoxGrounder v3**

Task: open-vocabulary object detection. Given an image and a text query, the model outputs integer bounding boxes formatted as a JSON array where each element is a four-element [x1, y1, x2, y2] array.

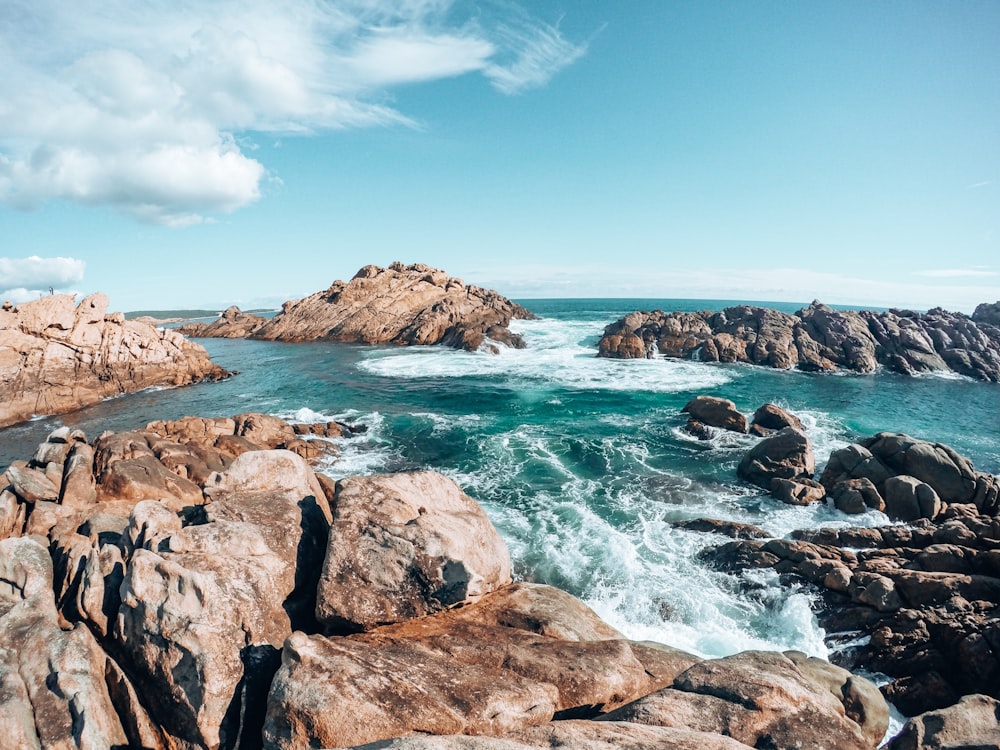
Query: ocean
[[4, 298, 999, 664]]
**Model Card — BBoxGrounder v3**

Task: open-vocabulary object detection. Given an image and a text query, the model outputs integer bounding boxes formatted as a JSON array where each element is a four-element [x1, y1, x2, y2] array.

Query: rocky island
[[597, 301, 1000, 381], [0, 293, 230, 429], [180, 262, 536, 352]]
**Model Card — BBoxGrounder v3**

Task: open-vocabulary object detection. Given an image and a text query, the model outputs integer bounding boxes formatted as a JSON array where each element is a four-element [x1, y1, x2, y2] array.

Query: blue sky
[[1, 1, 998, 312]]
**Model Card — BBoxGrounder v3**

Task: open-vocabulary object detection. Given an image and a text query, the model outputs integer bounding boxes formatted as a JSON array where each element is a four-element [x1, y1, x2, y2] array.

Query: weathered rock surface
[[737, 427, 815, 490], [887, 693, 1000, 749], [681, 395, 747, 434], [0, 293, 230, 428], [181, 262, 536, 352], [597, 301, 1000, 381], [316, 471, 512, 633], [600, 650, 888, 750], [265, 584, 702, 749], [178, 305, 270, 338]]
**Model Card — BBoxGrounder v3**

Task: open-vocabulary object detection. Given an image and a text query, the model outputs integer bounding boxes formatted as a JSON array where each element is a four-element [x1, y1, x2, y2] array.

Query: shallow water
[[4, 298, 999, 662]]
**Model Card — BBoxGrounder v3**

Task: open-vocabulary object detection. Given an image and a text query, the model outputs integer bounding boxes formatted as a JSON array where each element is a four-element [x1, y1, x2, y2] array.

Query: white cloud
[[0, 0, 586, 225], [0, 256, 86, 301]]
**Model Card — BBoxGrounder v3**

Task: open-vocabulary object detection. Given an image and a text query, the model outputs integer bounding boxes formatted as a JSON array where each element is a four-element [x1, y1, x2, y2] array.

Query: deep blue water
[[3, 298, 998, 661]]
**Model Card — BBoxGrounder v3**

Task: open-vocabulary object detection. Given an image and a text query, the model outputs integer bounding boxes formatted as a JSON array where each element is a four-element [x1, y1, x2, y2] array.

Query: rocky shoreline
[[597, 300, 1000, 381], [2, 409, 999, 748], [673, 394, 1000, 723], [179, 262, 536, 353], [0, 293, 231, 429]]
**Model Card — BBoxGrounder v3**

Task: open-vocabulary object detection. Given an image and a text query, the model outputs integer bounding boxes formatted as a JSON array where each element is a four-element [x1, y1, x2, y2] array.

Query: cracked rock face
[[179, 262, 537, 352], [315, 471, 513, 633], [0, 293, 230, 429]]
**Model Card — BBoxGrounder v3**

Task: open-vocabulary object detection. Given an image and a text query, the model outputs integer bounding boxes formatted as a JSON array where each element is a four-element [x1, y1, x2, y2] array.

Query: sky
[[1, 0, 998, 313]]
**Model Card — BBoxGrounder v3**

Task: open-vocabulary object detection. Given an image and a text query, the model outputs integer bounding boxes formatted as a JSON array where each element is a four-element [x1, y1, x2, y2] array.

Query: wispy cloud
[[0, 256, 86, 302], [913, 269, 999, 279], [0, 1, 586, 226], [966, 181, 992, 189], [470, 263, 1000, 314]]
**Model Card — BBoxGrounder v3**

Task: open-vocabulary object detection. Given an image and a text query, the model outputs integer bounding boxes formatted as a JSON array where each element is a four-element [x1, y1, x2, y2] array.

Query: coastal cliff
[[0, 293, 230, 429], [597, 301, 1000, 381], [180, 262, 536, 352]]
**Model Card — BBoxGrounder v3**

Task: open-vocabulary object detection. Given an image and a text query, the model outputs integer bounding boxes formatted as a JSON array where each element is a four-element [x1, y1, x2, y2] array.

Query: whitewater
[[3, 298, 999, 666]]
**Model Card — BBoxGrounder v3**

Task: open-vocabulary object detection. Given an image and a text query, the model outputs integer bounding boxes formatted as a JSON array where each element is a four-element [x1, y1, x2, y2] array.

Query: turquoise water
[[4, 298, 999, 659]]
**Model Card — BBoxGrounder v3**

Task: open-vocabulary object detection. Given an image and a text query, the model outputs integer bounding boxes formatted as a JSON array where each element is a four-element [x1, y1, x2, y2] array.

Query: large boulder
[[738, 427, 815, 490], [749, 403, 805, 437], [887, 693, 1000, 749], [0, 293, 230, 429], [599, 650, 887, 750], [681, 395, 748, 434], [315, 471, 512, 632], [264, 584, 700, 749]]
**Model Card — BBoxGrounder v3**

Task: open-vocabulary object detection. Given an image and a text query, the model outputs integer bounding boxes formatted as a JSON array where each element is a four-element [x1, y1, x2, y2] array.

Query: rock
[[887, 693, 1000, 749], [601, 650, 887, 750], [59, 442, 98, 507], [864, 433, 979, 504], [829, 477, 885, 514], [681, 395, 748, 433], [737, 427, 815, 490], [264, 585, 700, 749], [114, 451, 331, 749], [0, 489, 26, 538], [771, 477, 827, 505], [884, 475, 943, 521], [234, 412, 298, 449], [0, 536, 165, 749], [0, 293, 230, 428], [177, 305, 268, 338], [360, 722, 757, 749], [182, 262, 536, 352], [749, 403, 805, 436], [316, 471, 512, 632], [671, 518, 771, 539], [4, 463, 59, 503], [596, 301, 1000, 380]]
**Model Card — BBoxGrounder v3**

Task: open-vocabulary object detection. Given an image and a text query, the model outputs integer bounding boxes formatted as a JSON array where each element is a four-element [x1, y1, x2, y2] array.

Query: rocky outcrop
[[820, 432, 999, 518], [737, 427, 816, 490], [0, 293, 230, 428], [177, 305, 269, 338], [181, 262, 536, 352], [0, 415, 900, 750], [702, 506, 1000, 717], [598, 301, 1000, 381], [887, 693, 1000, 749]]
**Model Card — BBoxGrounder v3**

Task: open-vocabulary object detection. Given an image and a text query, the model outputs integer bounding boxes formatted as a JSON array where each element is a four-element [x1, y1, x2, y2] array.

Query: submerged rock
[[0, 293, 230, 429]]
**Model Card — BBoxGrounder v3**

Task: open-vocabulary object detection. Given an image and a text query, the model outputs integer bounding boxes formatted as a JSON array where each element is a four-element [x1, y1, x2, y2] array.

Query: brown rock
[[0, 293, 230, 429], [597, 301, 1000, 380], [264, 585, 699, 749], [738, 427, 815, 490], [750, 403, 805, 436], [177, 305, 268, 338], [4, 463, 59, 503], [681, 395, 748, 433], [771, 476, 827, 505], [187, 263, 536, 352], [884, 475, 943, 521], [887, 693, 1000, 749], [0, 536, 165, 749], [316, 471, 512, 632], [830, 477, 885, 514], [603, 650, 886, 750]]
